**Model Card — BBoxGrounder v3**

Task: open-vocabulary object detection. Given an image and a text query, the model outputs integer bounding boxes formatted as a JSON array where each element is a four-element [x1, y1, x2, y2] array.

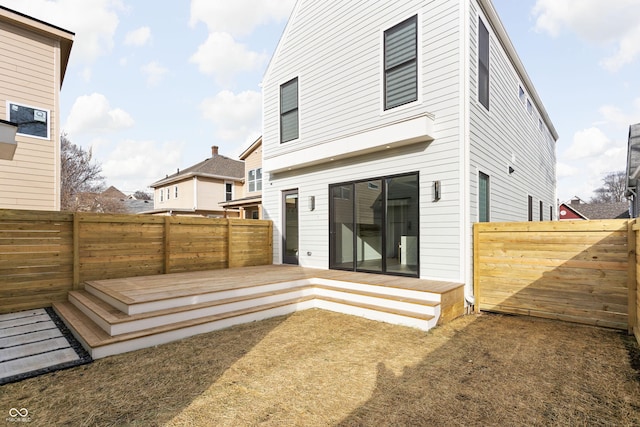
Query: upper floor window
[[225, 182, 233, 201], [518, 85, 525, 104], [175, 185, 178, 198], [526, 98, 533, 115], [478, 18, 490, 110], [7, 101, 50, 140], [248, 168, 262, 192], [160, 190, 163, 202], [167, 188, 170, 200], [384, 15, 418, 110], [528, 195, 533, 221], [280, 78, 299, 143]]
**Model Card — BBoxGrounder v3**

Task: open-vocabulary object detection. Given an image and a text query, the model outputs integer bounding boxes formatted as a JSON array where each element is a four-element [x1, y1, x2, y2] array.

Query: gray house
[[261, 0, 558, 301]]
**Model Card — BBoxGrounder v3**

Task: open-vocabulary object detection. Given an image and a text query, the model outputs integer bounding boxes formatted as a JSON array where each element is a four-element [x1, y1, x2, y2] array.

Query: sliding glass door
[[329, 173, 419, 277]]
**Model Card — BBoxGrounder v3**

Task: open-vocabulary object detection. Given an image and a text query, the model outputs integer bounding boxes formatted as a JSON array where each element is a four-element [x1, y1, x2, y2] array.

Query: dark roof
[[151, 154, 244, 187], [567, 202, 630, 220], [124, 199, 153, 214]]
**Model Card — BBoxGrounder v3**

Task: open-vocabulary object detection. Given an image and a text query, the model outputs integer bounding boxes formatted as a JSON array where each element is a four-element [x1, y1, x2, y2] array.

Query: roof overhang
[[219, 195, 262, 208], [150, 172, 244, 188], [0, 6, 74, 87], [0, 119, 18, 160], [264, 113, 435, 174]]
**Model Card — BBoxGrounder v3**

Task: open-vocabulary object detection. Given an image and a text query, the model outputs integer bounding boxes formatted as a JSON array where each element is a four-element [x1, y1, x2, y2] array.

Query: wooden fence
[[474, 219, 636, 334], [0, 209, 273, 313]]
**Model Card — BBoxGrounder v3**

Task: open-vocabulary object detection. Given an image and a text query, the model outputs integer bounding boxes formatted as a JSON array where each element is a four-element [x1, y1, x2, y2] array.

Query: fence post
[[164, 216, 171, 274], [629, 219, 638, 335], [227, 219, 233, 269], [72, 212, 80, 289]]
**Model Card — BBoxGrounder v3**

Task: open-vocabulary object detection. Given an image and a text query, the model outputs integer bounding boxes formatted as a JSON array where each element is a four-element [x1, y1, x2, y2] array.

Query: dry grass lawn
[[1, 310, 639, 426]]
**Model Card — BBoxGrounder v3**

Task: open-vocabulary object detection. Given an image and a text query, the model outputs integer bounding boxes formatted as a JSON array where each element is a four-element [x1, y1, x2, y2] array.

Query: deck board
[[86, 265, 463, 306]]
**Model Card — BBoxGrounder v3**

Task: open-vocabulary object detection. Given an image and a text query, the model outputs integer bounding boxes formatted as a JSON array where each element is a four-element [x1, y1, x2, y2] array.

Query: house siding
[[242, 143, 262, 199], [263, 0, 464, 282], [468, 0, 556, 225], [0, 18, 61, 210]]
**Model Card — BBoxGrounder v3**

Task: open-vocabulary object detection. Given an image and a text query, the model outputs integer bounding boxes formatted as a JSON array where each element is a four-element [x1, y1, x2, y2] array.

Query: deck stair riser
[[312, 278, 442, 303]]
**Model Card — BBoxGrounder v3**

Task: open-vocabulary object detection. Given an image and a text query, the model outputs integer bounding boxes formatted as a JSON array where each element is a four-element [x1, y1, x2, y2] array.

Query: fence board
[[475, 219, 631, 330], [0, 209, 272, 313]]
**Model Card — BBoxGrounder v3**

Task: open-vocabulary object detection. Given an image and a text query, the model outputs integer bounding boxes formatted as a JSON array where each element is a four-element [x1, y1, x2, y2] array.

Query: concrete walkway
[[0, 308, 91, 385]]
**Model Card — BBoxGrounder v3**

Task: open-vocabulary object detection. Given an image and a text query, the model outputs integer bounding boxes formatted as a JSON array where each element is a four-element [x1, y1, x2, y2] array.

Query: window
[[7, 102, 50, 139], [175, 186, 178, 198], [248, 168, 262, 192], [528, 196, 533, 221], [539, 201, 543, 221], [478, 18, 490, 109], [160, 189, 163, 202], [549, 205, 553, 221], [518, 85, 525, 103], [167, 188, 170, 200], [225, 182, 233, 201], [479, 172, 490, 222], [384, 15, 418, 110], [526, 98, 533, 115], [280, 78, 299, 143]]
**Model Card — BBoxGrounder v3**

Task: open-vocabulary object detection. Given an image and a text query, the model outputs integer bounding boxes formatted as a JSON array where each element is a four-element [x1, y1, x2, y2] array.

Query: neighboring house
[[0, 6, 73, 211], [220, 136, 263, 219], [261, 0, 558, 299], [625, 123, 640, 217], [559, 197, 629, 220], [149, 146, 244, 217]]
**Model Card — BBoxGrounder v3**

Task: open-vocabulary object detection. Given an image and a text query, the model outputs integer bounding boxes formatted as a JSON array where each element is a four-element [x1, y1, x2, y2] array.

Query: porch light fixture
[[433, 181, 441, 201], [308, 195, 315, 211]]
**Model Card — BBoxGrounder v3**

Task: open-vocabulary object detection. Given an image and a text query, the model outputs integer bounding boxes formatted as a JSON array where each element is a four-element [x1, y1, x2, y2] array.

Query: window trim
[[528, 196, 533, 222], [6, 101, 51, 140], [280, 77, 299, 143], [478, 172, 490, 223], [224, 181, 234, 202], [382, 14, 419, 111], [248, 167, 262, 193]]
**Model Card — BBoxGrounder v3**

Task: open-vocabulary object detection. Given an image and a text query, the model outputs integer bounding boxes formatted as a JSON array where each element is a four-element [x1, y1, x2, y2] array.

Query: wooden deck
[[54, 265, 465, 359], [87, 264, 463, 306]]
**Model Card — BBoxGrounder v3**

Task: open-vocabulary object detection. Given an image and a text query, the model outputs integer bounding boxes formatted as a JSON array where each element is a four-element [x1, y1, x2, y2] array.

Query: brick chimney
[[211, 145, 219, 157]]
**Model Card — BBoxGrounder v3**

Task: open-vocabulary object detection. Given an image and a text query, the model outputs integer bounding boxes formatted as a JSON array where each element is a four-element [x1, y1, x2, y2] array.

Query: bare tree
[[60, 133, 106, 211], [590, 171, 626, 203]]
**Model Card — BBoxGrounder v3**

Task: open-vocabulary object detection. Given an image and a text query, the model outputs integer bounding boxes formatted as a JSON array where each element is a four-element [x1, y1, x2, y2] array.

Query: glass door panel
[[329, 185, 354, 270], [283, 190, 299, 265], [355, 180, 383, 272], [385, 174, 419, 275]]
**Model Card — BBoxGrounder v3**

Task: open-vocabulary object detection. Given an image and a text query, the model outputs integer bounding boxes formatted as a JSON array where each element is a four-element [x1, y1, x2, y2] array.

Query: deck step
[[69, 285, 314, 335], [53, 296, 317, 359]]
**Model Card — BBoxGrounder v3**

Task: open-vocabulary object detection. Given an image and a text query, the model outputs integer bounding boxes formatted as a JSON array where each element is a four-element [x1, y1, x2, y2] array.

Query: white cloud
[[598, 98, 640, 129], [141, 61, 168, 87], [64, 93, 134, 135], [102, 139, 185, 191], [1, 0, 125, 64], [200, 90, 262, 143], [533, 0, 640, 71], [189, 32, 267, 82], [188, 0, 295, 37], [563, 127, 613, 160], [124, 26, 151, 47], [556, 162, 578, 178]]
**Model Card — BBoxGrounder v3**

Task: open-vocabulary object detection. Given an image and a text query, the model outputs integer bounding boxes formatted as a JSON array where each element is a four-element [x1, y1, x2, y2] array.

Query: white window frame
[[6, 101, 51, 140], [224, 181, 234, 201], [279, 77, 300, 143]]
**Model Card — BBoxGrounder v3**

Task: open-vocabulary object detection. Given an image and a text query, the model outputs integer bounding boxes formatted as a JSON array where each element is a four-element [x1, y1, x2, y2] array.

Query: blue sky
[[2, 0, 639, 202]]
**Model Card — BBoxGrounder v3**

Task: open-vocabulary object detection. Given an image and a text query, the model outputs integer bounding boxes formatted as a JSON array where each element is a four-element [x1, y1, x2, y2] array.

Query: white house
[[262, 0, 558, 300]]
